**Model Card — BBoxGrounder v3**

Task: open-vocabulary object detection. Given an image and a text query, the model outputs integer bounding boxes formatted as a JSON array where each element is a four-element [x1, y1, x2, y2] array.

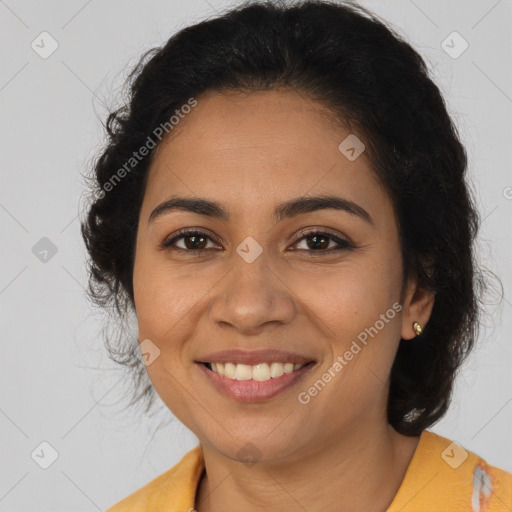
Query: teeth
[[252, 363, 271, 381], [225, 362, 236, 379], [284, 363, 294, 374], [208, 362, 308, 381], [235, 363, 252, 380], [270, 362, 284, 378]]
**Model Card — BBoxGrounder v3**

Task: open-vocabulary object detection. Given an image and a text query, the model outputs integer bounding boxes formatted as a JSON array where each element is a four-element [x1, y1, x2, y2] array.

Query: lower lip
[[196, 362, 315, 403]]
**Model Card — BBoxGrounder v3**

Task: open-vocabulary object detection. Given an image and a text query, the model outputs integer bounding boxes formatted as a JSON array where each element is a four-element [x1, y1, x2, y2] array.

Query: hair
[[80, 0, 496, 435]]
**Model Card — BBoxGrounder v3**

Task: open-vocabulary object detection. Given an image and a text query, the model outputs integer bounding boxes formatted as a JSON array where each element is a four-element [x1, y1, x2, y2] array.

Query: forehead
[[143, 89, 389, 220]]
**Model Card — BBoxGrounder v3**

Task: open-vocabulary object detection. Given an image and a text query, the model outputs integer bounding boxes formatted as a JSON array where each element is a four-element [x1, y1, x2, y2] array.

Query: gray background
[[1, 0, 511, 510]]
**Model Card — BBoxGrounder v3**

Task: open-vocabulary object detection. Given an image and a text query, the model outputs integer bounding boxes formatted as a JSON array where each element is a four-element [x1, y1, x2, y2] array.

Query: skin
[[132, 89, 435, 512]]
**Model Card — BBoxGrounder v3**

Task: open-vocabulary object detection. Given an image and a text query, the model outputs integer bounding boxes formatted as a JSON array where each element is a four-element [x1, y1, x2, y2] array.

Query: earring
[[413, 321, 422, 336]]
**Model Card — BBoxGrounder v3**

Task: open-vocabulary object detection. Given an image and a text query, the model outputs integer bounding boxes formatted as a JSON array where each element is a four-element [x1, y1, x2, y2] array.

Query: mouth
[[200, 360, 315, 381], [196, 358, 317, 403]]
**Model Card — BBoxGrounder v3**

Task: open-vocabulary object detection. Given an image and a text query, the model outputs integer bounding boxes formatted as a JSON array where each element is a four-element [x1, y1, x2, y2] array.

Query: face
[[132, 89, 433, 463]]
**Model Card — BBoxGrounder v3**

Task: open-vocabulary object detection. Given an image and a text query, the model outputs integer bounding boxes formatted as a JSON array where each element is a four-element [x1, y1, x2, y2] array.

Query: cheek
[[133, 250, 197, 338], [292, 261, 399, 334], [291, 257, 403, 390], [297, 266, 402, 414], [132, 253, 196, 418]]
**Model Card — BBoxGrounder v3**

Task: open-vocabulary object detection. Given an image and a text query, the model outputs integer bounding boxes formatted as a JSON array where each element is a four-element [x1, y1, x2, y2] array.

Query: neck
[[195, 423, 421, 512]]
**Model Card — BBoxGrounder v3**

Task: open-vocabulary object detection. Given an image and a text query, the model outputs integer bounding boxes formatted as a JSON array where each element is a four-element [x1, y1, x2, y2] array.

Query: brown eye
[[304, 233, 330, 250], [161, 230, 218, 253], [293, 231, 353, 253], [160, 229, 353, 256], [181, 233, 208, 250]]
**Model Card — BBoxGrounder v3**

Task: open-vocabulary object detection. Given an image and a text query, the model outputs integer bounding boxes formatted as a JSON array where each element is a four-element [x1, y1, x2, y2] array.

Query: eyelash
[[160, 228, 354, 256]]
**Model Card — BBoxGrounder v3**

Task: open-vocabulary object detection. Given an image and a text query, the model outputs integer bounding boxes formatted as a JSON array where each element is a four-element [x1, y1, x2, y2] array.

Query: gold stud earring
[[413, 321, 422, 336]]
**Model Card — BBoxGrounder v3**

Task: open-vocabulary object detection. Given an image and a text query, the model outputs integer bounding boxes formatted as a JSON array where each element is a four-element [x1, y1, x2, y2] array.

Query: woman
[[81, 1, 512, 510]]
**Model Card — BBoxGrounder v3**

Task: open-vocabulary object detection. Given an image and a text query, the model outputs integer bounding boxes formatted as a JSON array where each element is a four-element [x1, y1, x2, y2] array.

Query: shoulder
[[105, 445, 204, 512], [389, 430, 512, 511]]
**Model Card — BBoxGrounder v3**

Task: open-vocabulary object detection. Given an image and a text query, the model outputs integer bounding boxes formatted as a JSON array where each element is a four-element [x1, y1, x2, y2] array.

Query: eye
[[160, 228, 354, 255], [292, 229, 354, 254], [160, 229, 220, 254]]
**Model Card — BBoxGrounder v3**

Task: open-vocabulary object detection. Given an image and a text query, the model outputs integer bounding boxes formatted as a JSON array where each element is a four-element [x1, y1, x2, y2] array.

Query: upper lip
[[196, 348, 316, 366]]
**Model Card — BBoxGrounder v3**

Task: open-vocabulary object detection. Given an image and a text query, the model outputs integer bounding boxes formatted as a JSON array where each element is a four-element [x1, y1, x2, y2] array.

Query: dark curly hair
[[80, 0, 495, 434]]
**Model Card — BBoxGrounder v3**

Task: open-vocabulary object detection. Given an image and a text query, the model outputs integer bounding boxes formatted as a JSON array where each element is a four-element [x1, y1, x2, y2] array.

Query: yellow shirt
[[105, 430, 512, 511]]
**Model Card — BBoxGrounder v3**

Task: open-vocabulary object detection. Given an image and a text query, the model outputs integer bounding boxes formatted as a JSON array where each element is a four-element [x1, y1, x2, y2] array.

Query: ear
[[400, 277, 436, 340]]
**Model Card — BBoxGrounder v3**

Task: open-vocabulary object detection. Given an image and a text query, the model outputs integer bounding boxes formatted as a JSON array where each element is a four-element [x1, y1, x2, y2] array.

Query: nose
[[207, 250, 297, 335]]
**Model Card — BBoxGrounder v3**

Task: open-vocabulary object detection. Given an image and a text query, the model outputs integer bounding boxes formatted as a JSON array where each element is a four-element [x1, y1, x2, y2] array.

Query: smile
[[205, 361, 311, 381], [197, 360, 316, 402]]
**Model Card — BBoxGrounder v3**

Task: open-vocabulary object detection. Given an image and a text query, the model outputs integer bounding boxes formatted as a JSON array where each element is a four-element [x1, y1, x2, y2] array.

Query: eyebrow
[[148, 194, 373, 226]]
